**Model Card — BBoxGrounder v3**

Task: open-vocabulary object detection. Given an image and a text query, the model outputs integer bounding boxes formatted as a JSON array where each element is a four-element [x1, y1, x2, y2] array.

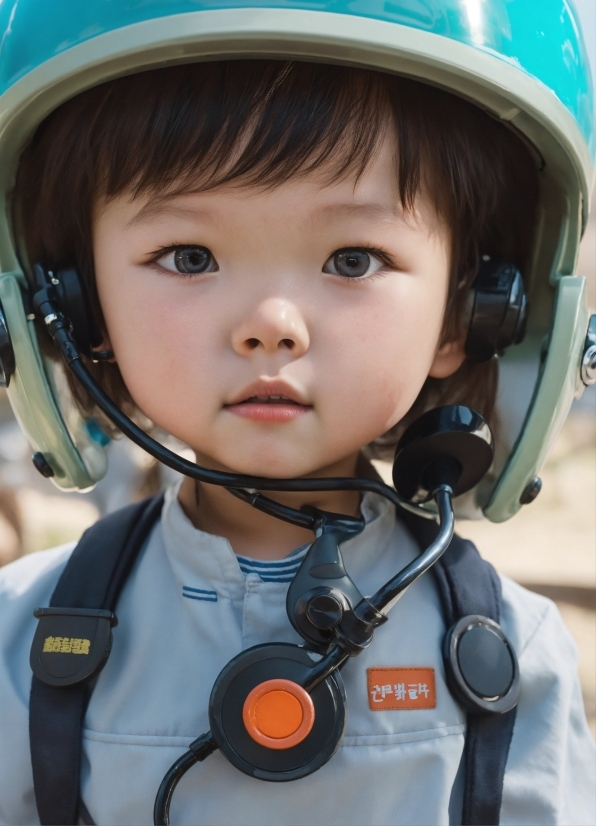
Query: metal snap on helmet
[[0, 0, 593, 519]]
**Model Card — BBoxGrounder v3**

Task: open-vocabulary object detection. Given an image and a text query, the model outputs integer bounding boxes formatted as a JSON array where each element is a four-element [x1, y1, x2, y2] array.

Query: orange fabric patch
[[367, 668, 436, 710]]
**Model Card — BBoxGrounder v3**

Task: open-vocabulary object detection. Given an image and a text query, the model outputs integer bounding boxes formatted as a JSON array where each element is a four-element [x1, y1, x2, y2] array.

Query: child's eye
[[322, 249, 385, 279], [156, 246, 218, 275]]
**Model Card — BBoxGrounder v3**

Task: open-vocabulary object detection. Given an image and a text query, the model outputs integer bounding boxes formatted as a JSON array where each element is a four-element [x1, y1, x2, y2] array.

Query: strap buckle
[[30, 607, 117, 687]]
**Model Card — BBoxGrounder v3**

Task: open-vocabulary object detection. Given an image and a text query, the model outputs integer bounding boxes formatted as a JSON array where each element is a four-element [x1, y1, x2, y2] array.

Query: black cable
[[34, 301, 430, 527], [67, 355, 405, 502], [303, 646, 349, 692], [226, 487, 318, 529], [151, 485, 451, 825], [367, 487, 454, 614], [36, 292, 458, 826], [153, 749, 198, 826], [153, 733, 216, 826]]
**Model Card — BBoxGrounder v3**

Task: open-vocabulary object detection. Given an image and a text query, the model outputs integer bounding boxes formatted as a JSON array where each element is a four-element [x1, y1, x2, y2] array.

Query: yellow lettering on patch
[[70, 638, 90, 654], [42, 636, 90, 655]]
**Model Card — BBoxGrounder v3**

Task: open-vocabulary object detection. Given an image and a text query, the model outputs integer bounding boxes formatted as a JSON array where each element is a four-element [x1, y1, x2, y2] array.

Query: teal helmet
[[0, 0, 593, 519]]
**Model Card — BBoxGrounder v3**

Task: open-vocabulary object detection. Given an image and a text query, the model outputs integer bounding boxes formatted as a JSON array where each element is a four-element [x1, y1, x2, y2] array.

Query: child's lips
[[225, 380, 312, 420], [224, 397, 312, 422]]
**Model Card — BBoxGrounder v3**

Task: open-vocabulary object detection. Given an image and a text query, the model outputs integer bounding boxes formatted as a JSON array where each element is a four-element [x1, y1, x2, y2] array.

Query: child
[[0, 4, 594, 826]]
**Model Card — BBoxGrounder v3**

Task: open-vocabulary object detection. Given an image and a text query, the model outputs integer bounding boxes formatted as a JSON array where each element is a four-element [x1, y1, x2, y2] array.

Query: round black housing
[[442, 615, 520, 715], [209, 643, 346, 781], [465, 257, 528, 363], [392, 405, 494, 503]]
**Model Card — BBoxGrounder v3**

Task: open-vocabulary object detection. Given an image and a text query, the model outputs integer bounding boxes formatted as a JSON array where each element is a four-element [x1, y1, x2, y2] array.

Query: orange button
[[243, 679, 315, 750], [254, 690, 302, 738]]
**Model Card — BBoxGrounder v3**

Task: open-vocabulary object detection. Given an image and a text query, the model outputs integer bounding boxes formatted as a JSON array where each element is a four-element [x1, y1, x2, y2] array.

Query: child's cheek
[[314, 279, 444, 437], [99, 275, 226, 431]]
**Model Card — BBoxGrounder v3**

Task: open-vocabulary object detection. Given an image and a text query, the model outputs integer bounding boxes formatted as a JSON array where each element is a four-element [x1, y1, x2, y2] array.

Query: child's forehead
[[103, 178, 436, 240]]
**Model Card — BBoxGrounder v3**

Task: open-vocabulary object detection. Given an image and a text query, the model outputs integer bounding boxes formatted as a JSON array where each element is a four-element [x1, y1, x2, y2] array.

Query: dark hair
[[13, 60, 538, 454]]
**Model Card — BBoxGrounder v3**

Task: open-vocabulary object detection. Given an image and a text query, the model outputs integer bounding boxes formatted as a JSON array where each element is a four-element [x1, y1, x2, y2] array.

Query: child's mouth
[[245, 395, 298, 404], [225, 394, 311, 422]]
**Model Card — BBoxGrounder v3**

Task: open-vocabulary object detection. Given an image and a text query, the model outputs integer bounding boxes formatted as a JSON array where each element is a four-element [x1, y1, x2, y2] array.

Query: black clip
[[286, 509, 367, 650], [30, 607, 117, 687]]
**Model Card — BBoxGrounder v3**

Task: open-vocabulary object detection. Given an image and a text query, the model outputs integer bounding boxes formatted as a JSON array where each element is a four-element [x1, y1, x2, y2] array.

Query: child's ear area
[[427, 332, 467, 379]]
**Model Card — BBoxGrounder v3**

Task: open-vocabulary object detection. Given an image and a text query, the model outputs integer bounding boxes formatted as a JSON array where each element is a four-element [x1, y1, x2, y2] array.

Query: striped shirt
[[235, 544, 309, 583]]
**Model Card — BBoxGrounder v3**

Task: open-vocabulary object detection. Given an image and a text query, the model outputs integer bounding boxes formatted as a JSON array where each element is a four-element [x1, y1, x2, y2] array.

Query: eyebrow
[[316, 201, 407, 223], [126, 200, 213, 228], [126, 196, 407, 228]]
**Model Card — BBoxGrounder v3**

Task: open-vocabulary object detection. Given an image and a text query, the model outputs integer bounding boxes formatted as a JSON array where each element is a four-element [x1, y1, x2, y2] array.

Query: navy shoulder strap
[[29, 494, 164, 826], [398, 506, 516, 826]]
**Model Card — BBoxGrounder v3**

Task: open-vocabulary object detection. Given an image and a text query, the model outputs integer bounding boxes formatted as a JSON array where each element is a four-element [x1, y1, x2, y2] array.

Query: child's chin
[[218, 450, 321, 480]]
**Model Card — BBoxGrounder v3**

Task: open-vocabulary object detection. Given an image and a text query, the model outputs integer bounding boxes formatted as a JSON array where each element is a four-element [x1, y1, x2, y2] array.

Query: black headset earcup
[[54, 267, 102, 357], [209, 644, 346, 781], [465, 257, 528, 363]]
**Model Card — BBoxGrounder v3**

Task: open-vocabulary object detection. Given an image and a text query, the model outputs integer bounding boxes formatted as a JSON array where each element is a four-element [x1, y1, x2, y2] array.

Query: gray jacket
[[0, 486, 594, 825]]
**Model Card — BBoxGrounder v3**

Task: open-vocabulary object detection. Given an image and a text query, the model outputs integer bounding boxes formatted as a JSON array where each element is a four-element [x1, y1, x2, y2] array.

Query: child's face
[[93, 132, 464, 478]]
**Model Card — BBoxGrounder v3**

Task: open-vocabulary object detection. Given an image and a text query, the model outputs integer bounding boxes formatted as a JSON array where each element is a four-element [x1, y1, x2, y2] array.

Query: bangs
[[71, 61, 394, 200]]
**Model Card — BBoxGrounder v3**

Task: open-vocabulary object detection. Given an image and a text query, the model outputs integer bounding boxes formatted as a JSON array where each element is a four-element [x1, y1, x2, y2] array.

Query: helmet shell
[[0, 0, 593, 162]]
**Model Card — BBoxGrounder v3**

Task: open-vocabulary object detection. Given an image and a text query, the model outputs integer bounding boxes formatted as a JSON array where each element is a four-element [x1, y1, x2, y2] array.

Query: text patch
[[367, 667, 436, 710]]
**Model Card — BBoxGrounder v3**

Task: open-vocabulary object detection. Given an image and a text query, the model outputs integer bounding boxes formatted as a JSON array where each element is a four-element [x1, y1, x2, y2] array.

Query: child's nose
[[231, 298, 309, 358]]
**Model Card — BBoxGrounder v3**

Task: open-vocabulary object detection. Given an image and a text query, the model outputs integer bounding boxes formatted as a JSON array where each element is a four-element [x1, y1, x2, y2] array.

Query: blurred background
[[0, 1, 594, 737]]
